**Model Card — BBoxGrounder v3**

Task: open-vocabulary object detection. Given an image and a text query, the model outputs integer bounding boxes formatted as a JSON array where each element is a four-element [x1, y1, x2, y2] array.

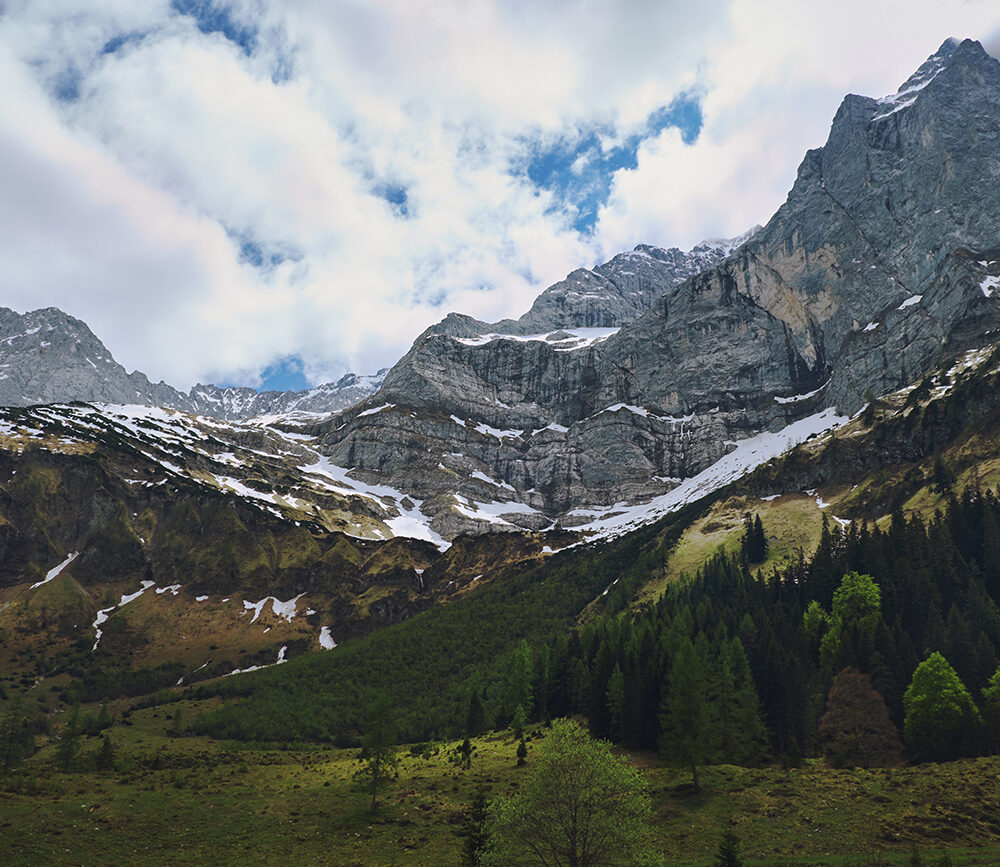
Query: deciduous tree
[[483, 719, 651, 867], [903, 652, 982, 761], [818, 667, 903, 768]]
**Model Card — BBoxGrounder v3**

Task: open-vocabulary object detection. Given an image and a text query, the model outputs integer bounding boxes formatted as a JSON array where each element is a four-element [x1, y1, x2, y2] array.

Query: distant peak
[[693, 225, 761, 256]]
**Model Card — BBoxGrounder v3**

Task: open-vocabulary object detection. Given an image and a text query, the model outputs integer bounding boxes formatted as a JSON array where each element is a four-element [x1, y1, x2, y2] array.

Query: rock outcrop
[[0, 306, 385, 419], [314, 39, 1000, 537]]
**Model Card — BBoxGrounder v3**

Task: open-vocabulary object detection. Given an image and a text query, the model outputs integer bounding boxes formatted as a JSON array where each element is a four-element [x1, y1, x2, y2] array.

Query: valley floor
[[2, 703, 1000, 865]]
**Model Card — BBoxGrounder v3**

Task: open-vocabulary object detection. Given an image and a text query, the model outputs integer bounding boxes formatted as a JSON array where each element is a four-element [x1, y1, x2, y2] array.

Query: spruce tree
[[660, 637, 710, 790], [55, 704, 82, 773], [355, 693, 398, 812]]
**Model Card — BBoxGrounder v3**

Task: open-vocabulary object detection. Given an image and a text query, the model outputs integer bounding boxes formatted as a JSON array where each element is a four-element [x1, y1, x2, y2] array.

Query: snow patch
[[319, 626, 337, 649], [30, 552, 78, 589], [242, 594, 304, 624], [571, 408, 849, 539], [92, 580, 155, 650], [357, 403, 395, 417]]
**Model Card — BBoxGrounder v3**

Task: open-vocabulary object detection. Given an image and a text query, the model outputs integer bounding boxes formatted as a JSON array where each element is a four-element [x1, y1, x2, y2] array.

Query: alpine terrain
[[4, 36, 1000, 867]]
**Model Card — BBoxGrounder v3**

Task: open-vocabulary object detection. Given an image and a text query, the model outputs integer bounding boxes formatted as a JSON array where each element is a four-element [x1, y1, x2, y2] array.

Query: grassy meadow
[[3, 698, 1000, 866]]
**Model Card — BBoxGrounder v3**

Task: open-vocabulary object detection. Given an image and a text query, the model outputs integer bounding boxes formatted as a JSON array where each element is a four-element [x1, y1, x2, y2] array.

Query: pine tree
[[510, 704, 527, 741], [355, 694, 398, 812], [95, 734, 116, 772], [725, 638, 770, 765], [714, 829, 744, 866], [660, 637, 710, 790], [462, 781, 489, 867], [606, 664, 625, 743], [0, 697, 30, 773], [55, 704, 82, 773]]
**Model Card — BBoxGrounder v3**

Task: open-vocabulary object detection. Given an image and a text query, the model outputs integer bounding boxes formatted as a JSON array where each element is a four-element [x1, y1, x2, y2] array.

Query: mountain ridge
[[310, 38, 1000, 537]]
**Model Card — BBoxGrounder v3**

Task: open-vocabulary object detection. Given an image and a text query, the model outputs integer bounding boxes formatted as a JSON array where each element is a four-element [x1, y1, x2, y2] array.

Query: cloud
[[596, 0, 1000, 251], [0, 0, 999, 389]]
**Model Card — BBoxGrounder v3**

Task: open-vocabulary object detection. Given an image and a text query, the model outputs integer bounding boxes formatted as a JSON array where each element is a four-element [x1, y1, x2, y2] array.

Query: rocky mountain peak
[[312, 38, 1000, 540], [0, 305, 385, 420]]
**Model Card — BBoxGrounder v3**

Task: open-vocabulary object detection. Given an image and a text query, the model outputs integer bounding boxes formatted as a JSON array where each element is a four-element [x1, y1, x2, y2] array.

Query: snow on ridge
[[92, 579, 155, 650], [242, 594, 304, 624], [319, 626, 337, 649], [898, 294, 923, 309], [358, 403, 395, 417], [774, 384, 826, 405], [302, 454, 449, 550], [981, 276, 1000, 298], [30, 551, 78, 589], [595, 404, 695, 425], [474, 421, 524, 440], [571, 408, 849, 540], [454, 327, 619, 350]]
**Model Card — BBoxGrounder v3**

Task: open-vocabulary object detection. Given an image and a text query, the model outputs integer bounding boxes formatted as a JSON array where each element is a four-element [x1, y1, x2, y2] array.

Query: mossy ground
[[3, 703, 1000, 866]]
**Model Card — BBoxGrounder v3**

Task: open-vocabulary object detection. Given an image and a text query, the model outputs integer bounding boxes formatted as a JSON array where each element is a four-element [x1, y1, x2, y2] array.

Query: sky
[[1, 2, 1000, 392]]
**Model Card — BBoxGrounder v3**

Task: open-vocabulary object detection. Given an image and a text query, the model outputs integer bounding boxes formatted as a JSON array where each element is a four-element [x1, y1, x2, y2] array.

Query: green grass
[[4, 706, 1000, 866]]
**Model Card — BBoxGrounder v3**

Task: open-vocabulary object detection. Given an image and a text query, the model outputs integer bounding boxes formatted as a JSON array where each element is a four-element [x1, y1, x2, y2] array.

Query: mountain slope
[[314, 38, 1000, 536], [0, 306, 386, 420]]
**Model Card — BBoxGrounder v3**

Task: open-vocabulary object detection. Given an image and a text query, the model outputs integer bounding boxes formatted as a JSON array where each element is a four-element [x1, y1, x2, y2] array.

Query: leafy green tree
[[903, 652, 982, 761], [355, 694, 398, 812], [660, 637, 710, 790], [483, 719, 652, 866], [818, 667, 903, 768], [819, 572, 882, 671]]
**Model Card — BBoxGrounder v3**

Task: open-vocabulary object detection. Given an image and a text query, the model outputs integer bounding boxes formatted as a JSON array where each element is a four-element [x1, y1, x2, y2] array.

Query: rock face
[[421, 229, 759, 340], [315, 38, 1000, 537], [0, 306, 385, 419]]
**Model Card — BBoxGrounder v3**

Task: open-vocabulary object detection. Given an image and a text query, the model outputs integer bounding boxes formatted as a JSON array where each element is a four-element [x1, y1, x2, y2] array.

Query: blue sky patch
[[101, 31, 147, 55], [171, 0, 257, 56], [374, 183, 410, 217], [258, 356, 311, 392], [518, 92, 703, 233]]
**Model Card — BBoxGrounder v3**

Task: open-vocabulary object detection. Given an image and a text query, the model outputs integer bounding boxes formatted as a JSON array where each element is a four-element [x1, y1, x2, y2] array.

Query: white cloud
[[596, 0, 1000, 251], [0, 0, 999, 389]]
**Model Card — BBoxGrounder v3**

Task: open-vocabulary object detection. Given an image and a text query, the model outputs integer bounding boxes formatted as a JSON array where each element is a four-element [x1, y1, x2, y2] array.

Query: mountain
[[0, 306, 386, 420], [427, 228, 760, 339], [312, 38, 1000, 538]]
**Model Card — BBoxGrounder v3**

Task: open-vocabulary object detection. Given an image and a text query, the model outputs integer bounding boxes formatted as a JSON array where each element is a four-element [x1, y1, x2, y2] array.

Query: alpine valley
[[5, 37, 1000, 867]]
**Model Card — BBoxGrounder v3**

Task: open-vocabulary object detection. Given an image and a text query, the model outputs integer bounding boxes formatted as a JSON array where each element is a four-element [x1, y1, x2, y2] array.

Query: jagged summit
[[312, 37, 1000, 538], [0, 306, 386, 420]]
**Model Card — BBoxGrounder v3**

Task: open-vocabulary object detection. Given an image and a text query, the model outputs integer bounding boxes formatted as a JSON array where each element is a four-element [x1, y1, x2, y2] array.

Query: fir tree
[[55, 704, 82, 773], [355, 694, 398, 812], [660, 637, 710, 790]]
